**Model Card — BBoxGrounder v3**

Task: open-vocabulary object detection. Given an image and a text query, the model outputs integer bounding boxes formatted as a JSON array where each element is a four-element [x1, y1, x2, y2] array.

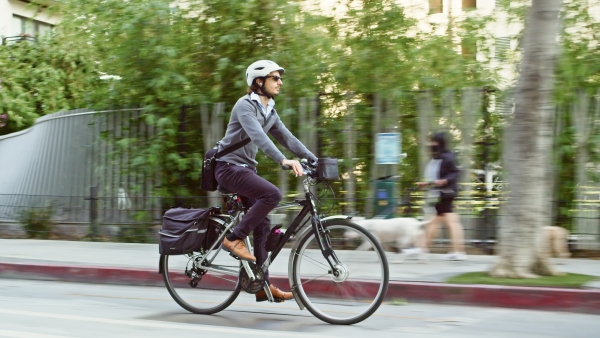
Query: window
[[495, 37, 511, 61], [429, 0, 443, 14], [461, 39, 477, 59], [12, 15, 54, 38], [462, 0, 477, 10]]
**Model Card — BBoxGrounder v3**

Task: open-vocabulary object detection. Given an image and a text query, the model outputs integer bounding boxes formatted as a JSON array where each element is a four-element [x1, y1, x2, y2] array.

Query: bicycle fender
[[320, 215, 354, 222]]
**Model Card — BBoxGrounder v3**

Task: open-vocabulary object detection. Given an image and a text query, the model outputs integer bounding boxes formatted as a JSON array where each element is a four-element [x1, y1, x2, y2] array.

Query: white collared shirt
[[250, 92, 275, 119], [424, 159, 442, 202]]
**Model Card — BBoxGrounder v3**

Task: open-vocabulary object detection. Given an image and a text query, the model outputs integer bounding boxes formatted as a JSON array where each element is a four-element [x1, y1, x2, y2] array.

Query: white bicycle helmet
[[245, 60, 285, 86]]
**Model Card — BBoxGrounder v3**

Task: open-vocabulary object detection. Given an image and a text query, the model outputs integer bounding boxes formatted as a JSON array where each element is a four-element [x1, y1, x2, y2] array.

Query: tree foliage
[[0, 33, 101, 135], [3, 0, 500, 205]]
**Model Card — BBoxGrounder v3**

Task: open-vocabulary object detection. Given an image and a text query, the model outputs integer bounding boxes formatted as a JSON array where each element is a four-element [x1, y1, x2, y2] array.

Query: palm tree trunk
[[490, 0, 562, 278]]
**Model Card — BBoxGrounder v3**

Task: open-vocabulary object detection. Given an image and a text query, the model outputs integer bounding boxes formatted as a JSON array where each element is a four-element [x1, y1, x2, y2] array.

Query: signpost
[[375, 133, 401, 164], [374, 133, 404, 218]]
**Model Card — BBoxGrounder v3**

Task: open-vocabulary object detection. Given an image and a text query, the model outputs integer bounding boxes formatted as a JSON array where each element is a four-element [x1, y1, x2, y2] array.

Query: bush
[[19, 205, 54, 239], [117, 223, 156, 244]]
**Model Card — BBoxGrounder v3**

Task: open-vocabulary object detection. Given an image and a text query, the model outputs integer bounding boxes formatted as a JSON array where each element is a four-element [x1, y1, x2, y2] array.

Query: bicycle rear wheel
[[161, 219, 241, 314], [291, 219, 389, 325]]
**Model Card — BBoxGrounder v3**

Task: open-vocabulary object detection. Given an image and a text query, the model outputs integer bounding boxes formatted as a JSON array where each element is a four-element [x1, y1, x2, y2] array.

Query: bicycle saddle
[[217, 185, 234, 194]]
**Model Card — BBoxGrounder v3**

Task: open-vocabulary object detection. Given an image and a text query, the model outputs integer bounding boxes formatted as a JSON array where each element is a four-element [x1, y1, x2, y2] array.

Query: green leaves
[[0, 33, 102, 135], [3, 0, 499, 201]]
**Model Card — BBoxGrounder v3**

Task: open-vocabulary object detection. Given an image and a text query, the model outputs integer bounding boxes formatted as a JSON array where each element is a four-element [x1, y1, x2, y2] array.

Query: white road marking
[[0, 309, 333, 338], [0, 329, 70, 338]]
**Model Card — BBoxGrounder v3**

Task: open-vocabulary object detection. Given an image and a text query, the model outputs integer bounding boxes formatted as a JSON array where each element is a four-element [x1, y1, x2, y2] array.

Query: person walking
[[417, 131, 467, 261], [214, 60, 318, 302]]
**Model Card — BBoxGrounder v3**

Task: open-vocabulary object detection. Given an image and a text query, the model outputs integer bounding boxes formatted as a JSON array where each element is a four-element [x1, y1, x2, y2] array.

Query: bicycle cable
[[318, 180, 336, 215]]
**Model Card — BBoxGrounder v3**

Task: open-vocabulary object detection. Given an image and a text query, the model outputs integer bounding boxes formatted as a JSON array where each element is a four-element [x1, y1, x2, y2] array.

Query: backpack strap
[[214, 138, 251, 158]]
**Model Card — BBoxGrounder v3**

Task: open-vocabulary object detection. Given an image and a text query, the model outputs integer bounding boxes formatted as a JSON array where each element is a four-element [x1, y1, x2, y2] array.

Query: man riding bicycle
[[214, 60, 318, 302]]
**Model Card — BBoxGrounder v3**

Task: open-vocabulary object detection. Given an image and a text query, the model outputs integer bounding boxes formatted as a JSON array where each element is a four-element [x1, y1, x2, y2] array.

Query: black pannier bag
[[316, 158, 340, 180], [159, 207, 213, 255]]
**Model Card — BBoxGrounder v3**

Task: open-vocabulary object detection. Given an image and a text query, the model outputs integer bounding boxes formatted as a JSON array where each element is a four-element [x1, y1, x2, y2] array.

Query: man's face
[[263, 70, 283, 96], [429, 141, 440, 158]]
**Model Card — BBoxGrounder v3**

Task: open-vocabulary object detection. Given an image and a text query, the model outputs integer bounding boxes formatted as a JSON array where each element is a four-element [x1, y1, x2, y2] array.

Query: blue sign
[[377, 190, 388, 199], [375, 133, 401, 164]]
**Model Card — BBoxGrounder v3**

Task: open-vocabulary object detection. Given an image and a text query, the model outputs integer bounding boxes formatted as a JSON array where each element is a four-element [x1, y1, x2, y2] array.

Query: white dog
[[543, 226, 571, 263], [346, 217, 430, 262]]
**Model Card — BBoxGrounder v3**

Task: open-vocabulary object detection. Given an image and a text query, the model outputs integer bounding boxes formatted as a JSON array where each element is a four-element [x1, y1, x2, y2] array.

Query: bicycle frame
[[170, 171, 347, 305], [267, 177, 345, 276], [257, 179, 340, 255]]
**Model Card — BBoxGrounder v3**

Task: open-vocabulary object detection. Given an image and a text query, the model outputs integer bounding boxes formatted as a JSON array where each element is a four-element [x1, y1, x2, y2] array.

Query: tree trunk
[[344, 93, 357, 215], [490, 0, 562, 278]]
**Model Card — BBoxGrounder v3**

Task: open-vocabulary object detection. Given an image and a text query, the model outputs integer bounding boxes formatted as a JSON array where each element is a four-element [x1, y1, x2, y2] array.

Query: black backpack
[[158, 207, 221, 255]]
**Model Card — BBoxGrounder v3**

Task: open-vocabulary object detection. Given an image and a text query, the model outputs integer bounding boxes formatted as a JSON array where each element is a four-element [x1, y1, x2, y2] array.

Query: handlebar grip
[[281, 165, 292, 170]]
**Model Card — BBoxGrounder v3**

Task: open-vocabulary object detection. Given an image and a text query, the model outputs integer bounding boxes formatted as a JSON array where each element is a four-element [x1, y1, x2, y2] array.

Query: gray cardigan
[[217, 95, 317, 167]]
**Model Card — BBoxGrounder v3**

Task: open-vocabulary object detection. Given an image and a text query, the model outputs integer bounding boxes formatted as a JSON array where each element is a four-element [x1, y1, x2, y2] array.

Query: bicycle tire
[[161, 218, 242, 314], [291, 219, 389, 325]]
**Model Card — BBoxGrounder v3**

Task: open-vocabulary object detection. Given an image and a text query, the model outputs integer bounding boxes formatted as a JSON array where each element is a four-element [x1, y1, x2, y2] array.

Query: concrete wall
[[0, 109, 160, 225]]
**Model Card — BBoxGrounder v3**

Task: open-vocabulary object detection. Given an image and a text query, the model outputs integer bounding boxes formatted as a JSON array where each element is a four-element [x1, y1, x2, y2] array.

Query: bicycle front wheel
[[161, 221, 241, 314], [291, 219, 389, 325]]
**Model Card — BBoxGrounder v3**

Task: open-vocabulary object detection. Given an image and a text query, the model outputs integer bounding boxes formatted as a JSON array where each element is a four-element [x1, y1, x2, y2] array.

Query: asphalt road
[[0, 279, 598, 338]]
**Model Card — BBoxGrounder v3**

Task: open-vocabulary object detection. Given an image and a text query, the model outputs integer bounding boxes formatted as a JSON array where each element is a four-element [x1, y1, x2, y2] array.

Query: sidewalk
[[1, 239, 600, 314]]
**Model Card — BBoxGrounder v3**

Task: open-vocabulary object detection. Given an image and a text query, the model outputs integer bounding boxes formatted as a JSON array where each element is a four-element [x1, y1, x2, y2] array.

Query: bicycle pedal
[[229, 252, 240, 260]]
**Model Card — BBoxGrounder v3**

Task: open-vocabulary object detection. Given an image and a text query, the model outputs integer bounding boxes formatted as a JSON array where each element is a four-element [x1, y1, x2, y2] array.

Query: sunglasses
[[266, 75, 283, 82]]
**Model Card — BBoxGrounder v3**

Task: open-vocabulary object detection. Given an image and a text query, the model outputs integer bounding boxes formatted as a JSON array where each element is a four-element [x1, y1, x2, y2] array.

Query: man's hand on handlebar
[[281, 159, 304, 177]]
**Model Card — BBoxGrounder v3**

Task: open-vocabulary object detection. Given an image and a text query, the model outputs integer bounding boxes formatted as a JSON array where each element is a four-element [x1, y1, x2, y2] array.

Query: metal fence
[[1, 193, 598, 254], [2, 92, 600, 253]]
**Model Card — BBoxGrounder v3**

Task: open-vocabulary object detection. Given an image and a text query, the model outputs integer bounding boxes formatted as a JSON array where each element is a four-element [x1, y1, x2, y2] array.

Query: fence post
[[87, 186, 98, 240]]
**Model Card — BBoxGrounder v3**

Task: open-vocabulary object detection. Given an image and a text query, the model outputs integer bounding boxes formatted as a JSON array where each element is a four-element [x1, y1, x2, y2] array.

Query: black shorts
[[435, 198, 454, 215]]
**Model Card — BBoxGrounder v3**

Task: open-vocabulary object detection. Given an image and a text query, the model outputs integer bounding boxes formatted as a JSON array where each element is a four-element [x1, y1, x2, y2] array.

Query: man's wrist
[[280, 158, 287, 165]]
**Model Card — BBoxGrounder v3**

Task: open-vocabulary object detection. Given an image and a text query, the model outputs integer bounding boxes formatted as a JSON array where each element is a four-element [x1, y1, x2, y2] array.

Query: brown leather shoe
[[222, 238, 256, 261], [255, 284, 294, 302]]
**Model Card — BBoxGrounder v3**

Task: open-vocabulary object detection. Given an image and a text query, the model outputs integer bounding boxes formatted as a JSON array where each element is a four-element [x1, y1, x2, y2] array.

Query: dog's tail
[[416, 219, 432, 229]]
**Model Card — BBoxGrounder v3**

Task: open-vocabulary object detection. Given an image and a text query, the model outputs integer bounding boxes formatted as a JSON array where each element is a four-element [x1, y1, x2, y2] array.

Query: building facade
[[1, 0, 59, 43]]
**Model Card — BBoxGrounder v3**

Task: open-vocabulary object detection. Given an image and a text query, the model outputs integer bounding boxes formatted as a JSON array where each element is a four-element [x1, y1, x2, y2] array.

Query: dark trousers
[[214, 161, 282, 281]]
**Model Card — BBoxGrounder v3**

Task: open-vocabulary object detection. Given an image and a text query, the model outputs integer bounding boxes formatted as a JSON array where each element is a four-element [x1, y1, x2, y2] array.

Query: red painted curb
[[385, 281, 600, 314], [2, 262, 599, 314], [0, 262, 163, 286]]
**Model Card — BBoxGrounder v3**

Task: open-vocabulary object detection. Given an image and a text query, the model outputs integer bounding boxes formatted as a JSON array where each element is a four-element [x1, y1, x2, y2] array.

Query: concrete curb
[[1, 261, 600, 314]]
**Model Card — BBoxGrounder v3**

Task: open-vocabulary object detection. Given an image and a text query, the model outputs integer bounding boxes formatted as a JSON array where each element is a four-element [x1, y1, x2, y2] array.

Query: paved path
[[1, 239, 599, 283], [1, 239, 600, 314]]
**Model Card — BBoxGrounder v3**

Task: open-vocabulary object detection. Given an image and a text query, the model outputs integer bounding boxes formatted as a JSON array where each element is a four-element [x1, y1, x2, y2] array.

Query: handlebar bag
[[317, 158, 340, 180]]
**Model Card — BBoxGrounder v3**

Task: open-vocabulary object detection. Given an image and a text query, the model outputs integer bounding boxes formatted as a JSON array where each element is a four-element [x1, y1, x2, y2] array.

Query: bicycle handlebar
[[281, 159, 319, 178]]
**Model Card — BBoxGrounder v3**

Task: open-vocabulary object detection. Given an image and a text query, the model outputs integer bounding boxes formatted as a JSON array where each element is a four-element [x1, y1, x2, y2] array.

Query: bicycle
[[158, 159, 390, 325]]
